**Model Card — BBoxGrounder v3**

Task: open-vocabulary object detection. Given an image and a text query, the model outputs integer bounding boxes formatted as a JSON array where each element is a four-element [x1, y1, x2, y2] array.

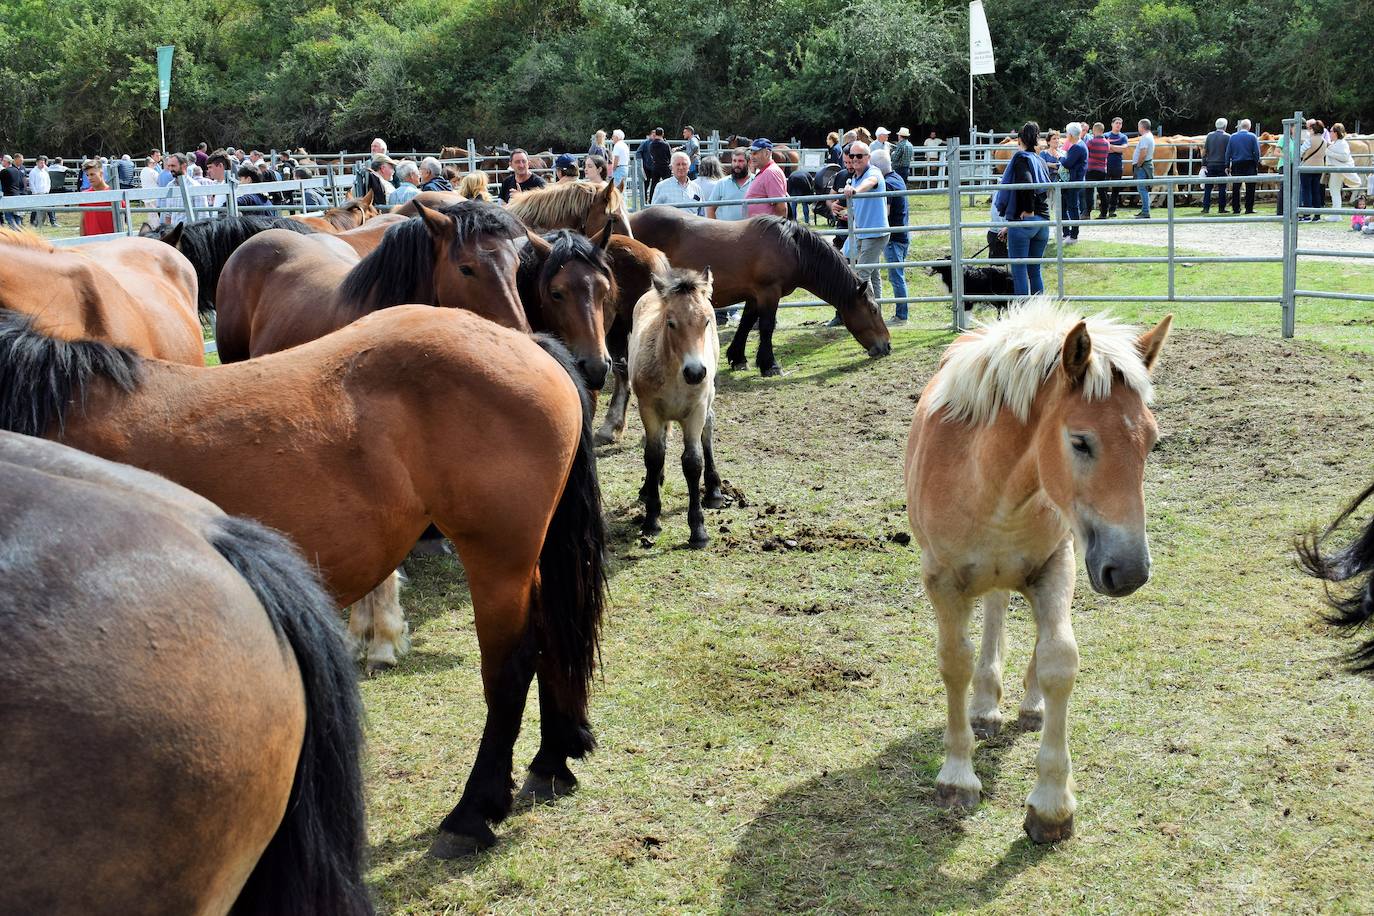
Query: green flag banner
[[157, 45, 174, 110]]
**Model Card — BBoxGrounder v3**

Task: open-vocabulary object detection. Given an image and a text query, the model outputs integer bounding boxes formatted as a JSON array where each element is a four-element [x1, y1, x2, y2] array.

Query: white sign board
[[970, 1, 996, 75]]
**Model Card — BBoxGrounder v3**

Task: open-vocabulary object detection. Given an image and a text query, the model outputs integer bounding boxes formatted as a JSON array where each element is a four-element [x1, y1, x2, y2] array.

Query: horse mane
[[925, 296, 1153, 426], [0, 227, 55, 252], [177, 216, 316, 313], [0, 308, 142, 437], [508, 181, 621, 230], [754, 216, 860, 307], [1298, 481, 1374, 675], [655, 266, 711, 300], [338, 200, 524, 312]]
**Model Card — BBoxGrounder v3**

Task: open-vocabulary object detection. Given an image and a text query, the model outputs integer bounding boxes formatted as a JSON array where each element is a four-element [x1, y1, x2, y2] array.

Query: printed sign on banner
[[969, 1, 996, 75]]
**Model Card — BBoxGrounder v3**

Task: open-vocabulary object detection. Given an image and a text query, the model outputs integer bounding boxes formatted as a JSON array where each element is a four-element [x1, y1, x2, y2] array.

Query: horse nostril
[[1100, 565, 1118, 593]]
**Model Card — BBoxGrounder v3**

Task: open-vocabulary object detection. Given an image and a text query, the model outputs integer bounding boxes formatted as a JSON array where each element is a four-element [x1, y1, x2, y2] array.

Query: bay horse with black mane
[[518, 227, 617, 389], [0, 432, 369, 915], [1300, 482, 1374, 676], [0, 304, 608, 858], [629, 209, 891, 376]]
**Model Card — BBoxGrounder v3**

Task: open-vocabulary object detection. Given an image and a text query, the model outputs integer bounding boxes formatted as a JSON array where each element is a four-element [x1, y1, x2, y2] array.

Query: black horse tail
[[529, 334, 609, 756], [210, 515, 372, 916], [1298, 481, 1374, 675]]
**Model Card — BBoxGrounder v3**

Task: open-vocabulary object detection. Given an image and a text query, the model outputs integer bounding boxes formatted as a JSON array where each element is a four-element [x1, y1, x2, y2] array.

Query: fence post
[[112, 193, 127, 235], [1053, 184, 1065, 296], [467, 138, 478, 174], [1281, 111, 1301, 338], [1166, 179, 1176, 301], [227, 175, 239, 219], [965, 126, 977, 209], [179, 176, 196, 225], [947, 139, 967, 331], [710, 129, 720, 157]]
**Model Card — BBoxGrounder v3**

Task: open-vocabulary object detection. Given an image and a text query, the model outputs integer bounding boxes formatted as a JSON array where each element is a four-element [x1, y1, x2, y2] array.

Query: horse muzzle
[[576, 356, 610, 392], [868, 340, 892, 359], [1084, 524, 1151, 597], [682, 362, 708, 385]]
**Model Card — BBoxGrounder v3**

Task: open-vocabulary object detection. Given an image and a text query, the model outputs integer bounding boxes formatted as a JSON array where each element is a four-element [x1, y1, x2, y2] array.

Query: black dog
[[928, 260, 1015, 318]]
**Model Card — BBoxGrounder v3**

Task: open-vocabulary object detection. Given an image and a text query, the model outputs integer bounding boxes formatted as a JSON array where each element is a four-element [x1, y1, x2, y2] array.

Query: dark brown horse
[[0, 431, 369, 915], [0, 304, 608, 858], [215, 201, 529, 361], [1300, 481, 1374, 676], [0, 228, 203, 363], [628, 209, 891, 375], [286, 189, 379, 232], [519, 227, 617, 389]]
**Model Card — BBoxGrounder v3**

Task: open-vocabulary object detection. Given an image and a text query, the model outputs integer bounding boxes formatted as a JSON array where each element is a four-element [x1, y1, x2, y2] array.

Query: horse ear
[[160, 222, 184, 248], [415, 201, 453, 238], [601, 177, 616, 200], [359, 188, 374, 207], [1137, 314, 1173, 374], [525, 228, 553, 257], [855, 276, 871, 296], [651, 272, 669, 298], [596, 218, 614, 250], [700, 265, 713, 288], [1061, 320, 1092, 385]]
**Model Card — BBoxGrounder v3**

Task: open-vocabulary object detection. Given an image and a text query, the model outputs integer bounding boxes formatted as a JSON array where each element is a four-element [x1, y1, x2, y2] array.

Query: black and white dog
[[927, 259, 1015, 318]]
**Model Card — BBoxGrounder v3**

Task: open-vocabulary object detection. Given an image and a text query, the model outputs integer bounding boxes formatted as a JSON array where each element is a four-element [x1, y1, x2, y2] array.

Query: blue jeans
[[612, 164, 628, 186], [1061, 182, 1081, 238], [1134, 163, 1153, 215], [1008, 218, 1049, 296], [884, 238, 910, 319]]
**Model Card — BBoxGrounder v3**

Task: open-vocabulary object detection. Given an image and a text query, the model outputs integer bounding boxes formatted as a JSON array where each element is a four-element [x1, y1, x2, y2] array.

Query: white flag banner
[[969, 0, 996, 75]]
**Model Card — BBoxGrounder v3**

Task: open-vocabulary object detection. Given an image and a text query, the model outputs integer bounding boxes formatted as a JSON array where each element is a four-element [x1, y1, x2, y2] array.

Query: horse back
[[78, 237, 202, 365]]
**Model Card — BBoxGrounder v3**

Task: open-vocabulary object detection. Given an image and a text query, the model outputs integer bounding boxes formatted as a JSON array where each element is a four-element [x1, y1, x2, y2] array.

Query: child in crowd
[[1351, 195, 1367, 232]]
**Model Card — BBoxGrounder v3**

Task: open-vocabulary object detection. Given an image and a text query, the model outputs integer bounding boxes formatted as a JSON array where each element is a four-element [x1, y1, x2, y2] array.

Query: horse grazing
[[628, 209, 891, 375], [905, 298, 1172, 843], [629, 267, 726, 547], [595, 235, 670, 446], [140, 215, 317, 314], [0, 304, 608, 857], [0, 432, 369, 915], [215, 201, 528, 362], [287, 189, 379, 232], [519, 228, 616, 389], [1299, 482, 1374, 676], [0, 228, 202, 364]]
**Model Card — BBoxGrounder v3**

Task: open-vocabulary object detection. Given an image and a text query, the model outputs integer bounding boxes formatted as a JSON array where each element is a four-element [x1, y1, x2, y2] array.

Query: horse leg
[[701, 407, 727, 509], [927, 574, 980, 810], [970, 589, 1009, 738], [517, 663, 584, 803], [594, 361, 631, 446], [1022, 538, 1079, 843], [754, 299, 782, 377], [430, 564, 538, 858], [639, 411, 668, 537], [680, 411, 708, 548], [345, 594, 372, 660], [725, 302, 759, 372], [362, 570, 410, 673], [1018, 632, 1045, 730]]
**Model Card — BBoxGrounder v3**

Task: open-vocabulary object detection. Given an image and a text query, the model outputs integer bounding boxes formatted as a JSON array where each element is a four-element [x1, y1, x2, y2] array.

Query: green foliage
[[0, 0, 1368, 154]]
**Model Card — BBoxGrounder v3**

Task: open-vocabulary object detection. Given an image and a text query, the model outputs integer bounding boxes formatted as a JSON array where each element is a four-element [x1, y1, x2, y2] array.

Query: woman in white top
[[1325, 123, 1360, 218], [695, 154, 724, 202]]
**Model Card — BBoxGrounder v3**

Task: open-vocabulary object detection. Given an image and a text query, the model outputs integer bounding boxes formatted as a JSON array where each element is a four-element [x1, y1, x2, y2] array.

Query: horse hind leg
[[346, 570, 410, 673], [754, 301, 782, 376], [725, 302, 759, 372], [970, 589, 1009, 739], [701, 407, 726, 509], [594, 361, 631, 446], [518, 660, 588, 804]]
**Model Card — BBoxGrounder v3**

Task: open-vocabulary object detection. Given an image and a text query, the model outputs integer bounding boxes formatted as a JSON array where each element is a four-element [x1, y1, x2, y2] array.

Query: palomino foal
[[629, 267, 727, 547], [905, 297, 1172, 843]]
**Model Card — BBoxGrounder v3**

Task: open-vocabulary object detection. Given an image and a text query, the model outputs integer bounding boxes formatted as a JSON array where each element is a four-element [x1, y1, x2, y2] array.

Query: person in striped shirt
[[1085, 122, 1112, 219]]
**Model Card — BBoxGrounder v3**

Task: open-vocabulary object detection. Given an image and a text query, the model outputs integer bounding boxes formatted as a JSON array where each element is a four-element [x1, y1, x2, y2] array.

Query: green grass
[[359, 305, 1374, 913]]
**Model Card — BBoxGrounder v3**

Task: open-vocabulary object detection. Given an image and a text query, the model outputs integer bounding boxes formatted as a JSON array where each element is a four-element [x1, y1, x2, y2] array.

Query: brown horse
[[287, 189, 379, 232], [628, 209, 891, 375], [905, 298, 1171, 843], [595, 235, 670, 445], [395, 180, 632, 240], [0, 228, 202, 363], [0, 304, 608, 858], [214, 201, 528, 362], [724, 135, 801, 173], [0, 431, 369, 915], [518, 227, 617, 389]]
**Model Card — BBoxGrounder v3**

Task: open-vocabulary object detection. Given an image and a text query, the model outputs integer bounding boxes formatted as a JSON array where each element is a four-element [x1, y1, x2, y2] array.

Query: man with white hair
[[1225, 117, 1261, 215], [651, 150, 703, 214], [610, 129, 630, 185], [1201, 117, 1230, 214], [389, 160, 422, 206], [872, 127, 890, 152], [370, 138, 388, 156], [1058, 122, 1087, 243], [418, 156, 451, 192], [839, 140, 888, 307]]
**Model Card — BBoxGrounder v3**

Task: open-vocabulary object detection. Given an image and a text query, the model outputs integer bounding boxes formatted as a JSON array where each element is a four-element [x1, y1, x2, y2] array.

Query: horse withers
[[629, 267, 727, 547], [905, 298, 1172, 843], [0, 432, 369, 915]]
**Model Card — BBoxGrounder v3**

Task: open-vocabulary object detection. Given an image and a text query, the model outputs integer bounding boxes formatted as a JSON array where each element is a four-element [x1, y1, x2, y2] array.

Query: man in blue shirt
[[706, 148, 752, 221], [1225, 118, 1261, 215], [1059, 123, 1088, 243], [1104, 117, 1128, 217], [840, 141, 888, 310]]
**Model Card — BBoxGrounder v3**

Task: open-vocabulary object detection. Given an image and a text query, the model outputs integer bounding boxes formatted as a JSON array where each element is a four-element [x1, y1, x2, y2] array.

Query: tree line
[[0, 0, 1366, 156]]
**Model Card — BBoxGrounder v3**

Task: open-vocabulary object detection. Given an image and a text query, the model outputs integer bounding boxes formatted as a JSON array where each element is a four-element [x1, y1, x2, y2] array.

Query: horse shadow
[[366, 822, 531, 903], [718, 725, 1050, 914]]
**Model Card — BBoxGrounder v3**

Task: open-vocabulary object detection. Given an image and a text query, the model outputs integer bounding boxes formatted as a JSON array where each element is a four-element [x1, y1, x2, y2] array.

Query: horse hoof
[[641, 521, 661, 537], [688, 532, 709, 549], [593, 428, 619, 447], [729, 359, 748, 372], [702, 493, 728, 509], [1024, 807, 1074, 844], [365, 657, 397, 676], [1017, 710, 1044, 732], [517, 771, 578, 805], [934, 783, 980, 811], [971, 715, 1003, 740], [429, 827, 495, 859], [759, 365, 782, 377]]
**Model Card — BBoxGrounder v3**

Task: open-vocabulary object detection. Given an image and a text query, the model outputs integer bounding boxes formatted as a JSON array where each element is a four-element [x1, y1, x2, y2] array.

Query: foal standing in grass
[[629, 267, 727, 547], [905, 298, 1172, 842]]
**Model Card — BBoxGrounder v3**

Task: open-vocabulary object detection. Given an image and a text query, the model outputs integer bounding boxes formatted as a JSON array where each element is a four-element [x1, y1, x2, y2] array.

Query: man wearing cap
[[891, 128, 915, 180], [419, 156, 452, 192], [366, 154, 397, 201], [743, 139, 787, 218], [682, 126, 700, 178], [872, 127, 891, 153], [499, 149, 546, 203], [554, 153, 580, 183], [651, 151, 703, 214]]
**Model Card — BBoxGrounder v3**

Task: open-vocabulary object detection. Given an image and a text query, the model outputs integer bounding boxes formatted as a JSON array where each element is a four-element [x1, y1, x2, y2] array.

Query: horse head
[[521, 228, 615, 390], [838, 276, 891, 359], [651, 266, 715, 386], [414, 200, 527, 331]]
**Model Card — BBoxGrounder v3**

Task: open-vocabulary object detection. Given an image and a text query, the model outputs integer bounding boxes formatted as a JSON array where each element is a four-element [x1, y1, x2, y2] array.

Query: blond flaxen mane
[[508, 180, 621, 229], [0, 227, 56, 252], [926, 296, 1153, 425]]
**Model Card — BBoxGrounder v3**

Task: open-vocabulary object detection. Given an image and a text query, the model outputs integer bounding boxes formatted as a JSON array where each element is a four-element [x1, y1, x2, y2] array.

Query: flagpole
[[159, 108, 167, 158]]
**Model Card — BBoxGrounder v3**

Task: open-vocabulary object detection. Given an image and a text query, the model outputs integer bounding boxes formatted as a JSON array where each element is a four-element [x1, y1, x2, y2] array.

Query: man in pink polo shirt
[[744, 138, 787, 217]]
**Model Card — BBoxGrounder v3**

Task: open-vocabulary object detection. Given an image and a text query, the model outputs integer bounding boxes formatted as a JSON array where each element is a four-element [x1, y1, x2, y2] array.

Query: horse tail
[[209, 515, 372, 916], [1298, 481, 1374, 675], [529, 334, 609, 755]]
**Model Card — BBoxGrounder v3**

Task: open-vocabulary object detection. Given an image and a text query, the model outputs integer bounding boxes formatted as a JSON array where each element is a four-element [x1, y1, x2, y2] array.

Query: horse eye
[[666, 319, 677, 329], [1070, 435, 1093, 457], [460, 265, 475, 277], [551, 290, 563, 300]]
